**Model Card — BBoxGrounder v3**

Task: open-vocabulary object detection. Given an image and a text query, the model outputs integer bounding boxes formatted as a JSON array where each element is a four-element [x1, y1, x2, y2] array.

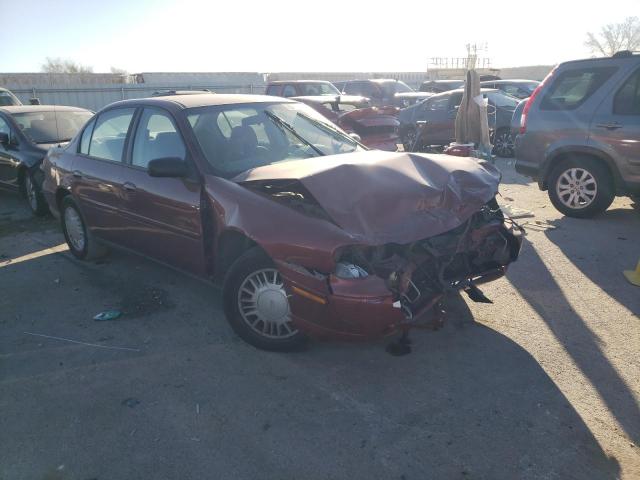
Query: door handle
[[122, 182, 137, 192], [72, 170, 83, 178], [596, 122, 622, 130]]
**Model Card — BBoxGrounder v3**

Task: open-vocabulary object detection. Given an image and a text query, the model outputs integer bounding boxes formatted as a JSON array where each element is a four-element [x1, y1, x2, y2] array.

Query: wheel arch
[[540, 147, 622, 192], [214, 228, 261, 281]]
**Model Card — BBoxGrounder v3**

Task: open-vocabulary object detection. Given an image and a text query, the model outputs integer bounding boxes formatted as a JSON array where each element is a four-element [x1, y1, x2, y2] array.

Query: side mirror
[[0, 132, 8, 146], [148, 157, 188, 178], [348, 132, 362, 143]]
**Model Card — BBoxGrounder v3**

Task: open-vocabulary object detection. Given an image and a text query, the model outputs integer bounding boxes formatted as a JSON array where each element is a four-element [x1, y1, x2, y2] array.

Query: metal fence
[[9, 84, 267, 111]]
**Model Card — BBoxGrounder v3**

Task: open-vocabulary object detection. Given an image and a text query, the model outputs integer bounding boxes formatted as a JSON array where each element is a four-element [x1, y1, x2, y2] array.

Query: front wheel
[[24, 171, 49, 216], [223, 248, 306, 351], [547, 158, 614, 218]]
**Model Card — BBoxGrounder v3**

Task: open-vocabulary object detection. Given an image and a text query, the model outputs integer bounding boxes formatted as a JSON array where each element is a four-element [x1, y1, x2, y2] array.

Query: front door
[[590, 66, 640, 186], [71, 108, 135, 243], [418, 94, 458, 146], [119, 107, 205, 275]]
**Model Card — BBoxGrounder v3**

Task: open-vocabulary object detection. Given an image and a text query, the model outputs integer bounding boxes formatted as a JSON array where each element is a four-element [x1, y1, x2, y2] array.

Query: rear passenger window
[[79, 118, 95, 154], [614, 69, 640, 115], [132, 109, 185, 169], [540, 67, 617, 111], [282, 85, 296, 97], [88, 108, 135, 161]]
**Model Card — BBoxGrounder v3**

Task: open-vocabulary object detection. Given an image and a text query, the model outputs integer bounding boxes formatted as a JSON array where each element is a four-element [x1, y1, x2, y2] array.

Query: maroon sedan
[[42, 94, 522, 351]]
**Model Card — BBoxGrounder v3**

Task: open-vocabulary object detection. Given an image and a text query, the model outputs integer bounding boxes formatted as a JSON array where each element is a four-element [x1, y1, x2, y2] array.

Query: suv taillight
[[519, 66, 557, 134]]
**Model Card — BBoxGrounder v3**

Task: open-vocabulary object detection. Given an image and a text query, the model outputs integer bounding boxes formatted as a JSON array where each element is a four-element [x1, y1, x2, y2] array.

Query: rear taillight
[[519, 66, 558, 134]]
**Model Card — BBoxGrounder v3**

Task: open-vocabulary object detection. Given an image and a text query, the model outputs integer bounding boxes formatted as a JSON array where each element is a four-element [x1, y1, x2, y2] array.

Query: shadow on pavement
[[508, 237, 640, 450], [293, 293, 621, 479]]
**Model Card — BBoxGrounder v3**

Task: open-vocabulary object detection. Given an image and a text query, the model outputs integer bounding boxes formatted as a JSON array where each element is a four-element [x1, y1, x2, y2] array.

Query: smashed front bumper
[[276, 215, 523, 340]]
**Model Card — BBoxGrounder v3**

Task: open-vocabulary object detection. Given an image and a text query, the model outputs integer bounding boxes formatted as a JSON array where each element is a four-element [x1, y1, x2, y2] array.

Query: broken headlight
[[335, 262, 369, 279]]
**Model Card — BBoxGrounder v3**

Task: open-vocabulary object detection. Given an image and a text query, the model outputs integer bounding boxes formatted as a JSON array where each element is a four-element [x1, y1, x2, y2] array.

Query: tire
[[223, 248, 306, 352], [23, 170, 49, 216], [492, 128, 515, 158], [60, 196, 108, 260], [547, 157, 614, 218]]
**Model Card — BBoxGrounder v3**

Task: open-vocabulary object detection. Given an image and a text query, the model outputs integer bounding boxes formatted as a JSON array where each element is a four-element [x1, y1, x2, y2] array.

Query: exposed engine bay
[[335, 198, 522, 322]]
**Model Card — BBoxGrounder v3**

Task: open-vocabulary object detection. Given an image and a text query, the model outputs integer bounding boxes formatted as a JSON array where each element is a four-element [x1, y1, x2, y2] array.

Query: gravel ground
[[0, 159, 638, 480]]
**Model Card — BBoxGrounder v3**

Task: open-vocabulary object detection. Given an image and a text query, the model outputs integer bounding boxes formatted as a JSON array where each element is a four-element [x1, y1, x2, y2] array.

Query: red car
[[292, 95, 400, 151], [42, 94, 522, 351]]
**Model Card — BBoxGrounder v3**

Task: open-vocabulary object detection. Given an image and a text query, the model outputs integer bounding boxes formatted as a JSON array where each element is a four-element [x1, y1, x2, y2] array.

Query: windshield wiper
[[264, 110, 324, 157]]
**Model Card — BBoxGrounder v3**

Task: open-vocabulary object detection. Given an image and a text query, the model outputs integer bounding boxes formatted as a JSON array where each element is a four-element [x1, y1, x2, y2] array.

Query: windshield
[[13, 110, 93, 143], [298, 83, 341, 96], [486, 91, 520, 109], [0, 91, 20, 106], [187, 102, 363, 177], [380, 81, 413, 95]]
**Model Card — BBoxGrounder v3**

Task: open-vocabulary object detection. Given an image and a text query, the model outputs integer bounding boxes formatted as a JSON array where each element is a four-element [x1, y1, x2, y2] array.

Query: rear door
[[119, 107, 205, 275], [0, 114, 19, 188], [71, 107, 135, 243], [590, 65, 640, 187]]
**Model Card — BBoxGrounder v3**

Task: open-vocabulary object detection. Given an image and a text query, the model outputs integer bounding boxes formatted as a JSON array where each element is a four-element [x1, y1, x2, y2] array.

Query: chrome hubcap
[[64, 207, 86, 252], [25, 176, 37, 211], [238, 268, 297, 339], [556, 168, 597, 209]]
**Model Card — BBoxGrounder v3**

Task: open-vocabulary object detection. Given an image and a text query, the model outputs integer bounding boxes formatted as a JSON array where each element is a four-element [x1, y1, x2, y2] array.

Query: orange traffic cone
[[623, 260, 640, 286]]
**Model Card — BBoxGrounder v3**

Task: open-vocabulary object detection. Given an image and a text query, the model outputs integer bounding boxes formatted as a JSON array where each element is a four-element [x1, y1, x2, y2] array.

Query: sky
[[0, 0, 637, 73]]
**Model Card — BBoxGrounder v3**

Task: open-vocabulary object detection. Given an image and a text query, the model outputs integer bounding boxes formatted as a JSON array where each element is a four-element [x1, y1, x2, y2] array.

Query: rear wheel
[[60, 196, 108, 260], [492, 128, 514, 157], [547, 157, 614, 218], [223, 248, 306, 351], [23, 171, 49, 216]]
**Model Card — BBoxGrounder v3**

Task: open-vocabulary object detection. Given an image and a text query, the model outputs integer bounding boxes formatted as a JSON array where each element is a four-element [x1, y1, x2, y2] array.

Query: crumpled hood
[[233, 150, 501, 245]]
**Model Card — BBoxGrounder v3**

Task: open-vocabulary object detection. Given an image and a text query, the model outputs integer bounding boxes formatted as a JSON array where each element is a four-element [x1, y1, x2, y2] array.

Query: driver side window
[[132, 109, 185, 169]]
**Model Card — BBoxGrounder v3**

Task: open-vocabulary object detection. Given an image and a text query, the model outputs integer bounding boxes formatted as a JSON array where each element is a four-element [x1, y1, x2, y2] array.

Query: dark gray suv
[[515, 51, 640, 217]]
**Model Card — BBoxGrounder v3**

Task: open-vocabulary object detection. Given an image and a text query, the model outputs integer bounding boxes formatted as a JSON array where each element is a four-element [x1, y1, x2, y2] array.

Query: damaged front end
[[335, 199, 523, 327]]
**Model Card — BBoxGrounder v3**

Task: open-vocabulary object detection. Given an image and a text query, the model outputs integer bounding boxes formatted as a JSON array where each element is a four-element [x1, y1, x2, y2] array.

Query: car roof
[[422, 79, 464, 84], [0, 105, 91, 114], [559, 51, 640, 67], [481, 79, 539, 84], [102, 94, 293, 110], [428, 88, 499, 98], [268, 80, 332, 85]]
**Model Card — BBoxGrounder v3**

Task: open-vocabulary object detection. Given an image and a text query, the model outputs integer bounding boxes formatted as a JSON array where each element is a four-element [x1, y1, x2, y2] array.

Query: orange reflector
[[291, 286, 327, 305]]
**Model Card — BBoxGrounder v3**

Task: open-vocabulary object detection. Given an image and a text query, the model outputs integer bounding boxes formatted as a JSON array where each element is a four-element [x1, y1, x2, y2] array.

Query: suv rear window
[[540, 67, 617, 111]]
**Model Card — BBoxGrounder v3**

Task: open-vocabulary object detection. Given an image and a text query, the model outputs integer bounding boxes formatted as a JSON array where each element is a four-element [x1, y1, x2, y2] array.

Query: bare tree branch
[[41, 57, 93, 74], [585, 17, 640, 56]]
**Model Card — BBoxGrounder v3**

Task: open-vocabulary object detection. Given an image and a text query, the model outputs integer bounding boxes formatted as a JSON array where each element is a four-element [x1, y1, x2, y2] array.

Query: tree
[[585, 17, 640, 56], [110, 66, 128, 75], [41, 57, 93, 74]]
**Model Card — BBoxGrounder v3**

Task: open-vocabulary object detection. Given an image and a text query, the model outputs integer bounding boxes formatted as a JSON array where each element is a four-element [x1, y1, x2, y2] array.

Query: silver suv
[[515, 51, 640, 218]]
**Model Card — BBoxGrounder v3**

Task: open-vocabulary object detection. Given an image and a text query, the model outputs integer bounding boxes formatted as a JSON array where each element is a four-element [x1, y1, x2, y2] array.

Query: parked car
[[292, 95, 400, 151], [480, 79, 540, 100], [0, 87, 22, 106], [266, 80, 343, 98], [419, 80, 464, 94], [398, 88, 520, 156], [42, 94, 522, 351], [335, 79, 431, 107], [0, 105, 93, 214], [515, 50, 640, 217]]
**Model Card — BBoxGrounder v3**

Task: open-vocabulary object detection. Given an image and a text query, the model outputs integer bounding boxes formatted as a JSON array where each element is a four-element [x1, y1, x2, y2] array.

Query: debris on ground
[[521, 220, 558, 232], [93, 310, 122, 321], [121, 397, 140, 408], [24, 331, 140, 352], [500, 204, 535, 219]]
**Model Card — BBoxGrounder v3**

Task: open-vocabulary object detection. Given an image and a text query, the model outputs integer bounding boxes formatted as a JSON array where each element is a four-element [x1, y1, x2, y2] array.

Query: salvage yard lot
[[1, 160, 639, 479]]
